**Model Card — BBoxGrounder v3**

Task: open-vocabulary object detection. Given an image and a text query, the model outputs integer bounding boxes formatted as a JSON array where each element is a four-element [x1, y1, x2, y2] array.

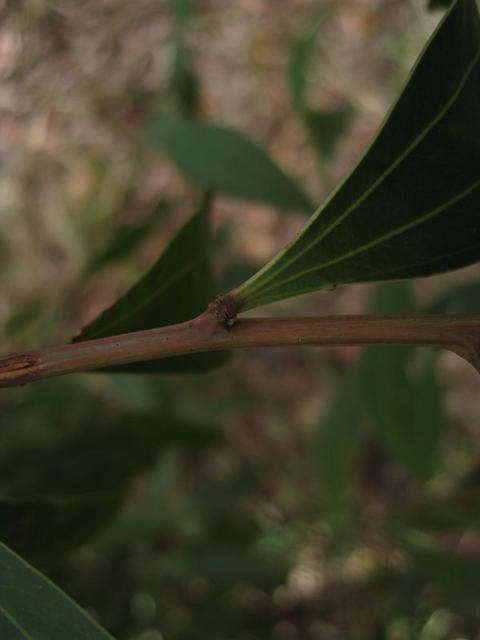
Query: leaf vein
[[244, 42, 480, 298], [83, 255, 205, 340]]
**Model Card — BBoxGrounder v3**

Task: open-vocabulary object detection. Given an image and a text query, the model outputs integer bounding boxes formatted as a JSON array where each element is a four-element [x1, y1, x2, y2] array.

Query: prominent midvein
[[245, 178, 480, 298], [242, 45, 480, 299], [0, 604, 31, 639]]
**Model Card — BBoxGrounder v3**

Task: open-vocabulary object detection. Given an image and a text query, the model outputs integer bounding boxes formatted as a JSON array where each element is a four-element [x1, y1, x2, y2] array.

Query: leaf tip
[[449, 338, 480, 375], [0, 353, 39, 388]]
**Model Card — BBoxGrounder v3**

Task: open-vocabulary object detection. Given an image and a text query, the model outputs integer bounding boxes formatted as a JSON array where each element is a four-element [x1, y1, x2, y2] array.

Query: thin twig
[[0, 313, 479, 388]]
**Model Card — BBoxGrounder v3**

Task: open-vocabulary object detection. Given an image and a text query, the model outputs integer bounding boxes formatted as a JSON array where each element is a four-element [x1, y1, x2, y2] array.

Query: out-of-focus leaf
[[427, 279, 480, 313], [169, 41, 199, 117], [237, 0, 480, 310], [362, 283, 444, 481], [155, 545, 284, 587], [287, 7, 335, 110], [95, 466, 259, 554], [288, 16, 349, 161], [0, 495, 118, 565], [170, 0, 191, 25], [146, 112, 314, 212], [175, 468, 260, 546], [174, 469, 258, 535], [0, 413, 221, 497], [0, 542, 114, 639], [4, 298, 44, 339], [84, 201, 167, 276], [369, 280, 416, 317], [304, 107, 350, 160], [288, 27, 318, 110], [428, 0, 453, 9], [169, 0, 198, 116], [364, 351, 444, 481], [405, 500, 480, 531], [317, 282, 444, 498], [0, 406, 221, 563], [74, 196, 229, 372], [316, 372, 363, 503], [93, 449, 181, 552], [401, 531, 480, 614]]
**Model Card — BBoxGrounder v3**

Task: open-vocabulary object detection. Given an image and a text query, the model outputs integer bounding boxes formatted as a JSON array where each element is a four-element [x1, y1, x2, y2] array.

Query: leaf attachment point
[[207, 294, 245, 327], [236, 0, 480, 311]]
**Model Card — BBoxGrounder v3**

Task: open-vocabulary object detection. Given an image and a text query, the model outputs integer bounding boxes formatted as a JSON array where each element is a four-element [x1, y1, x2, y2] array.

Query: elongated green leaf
[[170, 0, 191, 25], [169, 0, 198, 118], [363, 349, 444, 480], [428, 0, 452, 9], [84, 201, 167, 276], [288, 27, 318, 111], [0, 414, 220, 498], [74, 196, 228, 372], [0, 382, 221, 564], [287, 7, 336, 111], [428, 279, 480, 313], [401, 531, 480, 614], [362, 283, 444, 481], [288, 19, 350, 161], [304, 107, 350, 160], [169, 41, 199, 117], [316, 372, 363, 504], [0, 542, 114, 639], [146, 113, 314, 212], [156, 545, 284, 587], [237, 0, 480, 310], [317, 284, 444, 489], [0, 496, 118, 566]]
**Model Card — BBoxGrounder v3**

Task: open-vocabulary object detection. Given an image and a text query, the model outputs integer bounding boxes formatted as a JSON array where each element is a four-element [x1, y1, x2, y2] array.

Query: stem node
[[207, 294, 244, 326], [0, 314, 479, 388]]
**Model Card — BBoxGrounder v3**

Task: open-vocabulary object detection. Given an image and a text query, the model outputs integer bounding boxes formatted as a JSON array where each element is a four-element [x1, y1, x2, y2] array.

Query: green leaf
[[169, 0, 198, 116], [0, 496, 118, 566], [237, 0, 480, 310], [169, 41, 199, 117], [84, 201, 167, 276], [368, 280, 416, 316], [304, 107, 350, 160], [0, 542, 114, 639], [92, 449, 182, 553], [0, 382, 221, 564], [288, 20, 350, 161], [288, 27, 318, 110], [74, 196, 229, 373], [427, 280, 480, 313], [361, 284, 444, 481], [401, 531, 480, 614], [146, 113, 314, 212], [155, 545, 284, 587], [363, 350, 444, 481], [287, 9, 335, 111], [0, 413, 220, 498], [170, 0, 191, 25], [316, 372, 363, 504]]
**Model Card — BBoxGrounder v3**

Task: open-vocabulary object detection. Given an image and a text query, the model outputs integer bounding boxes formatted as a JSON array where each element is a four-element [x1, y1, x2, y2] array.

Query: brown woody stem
[[0, 313, 479, 388]]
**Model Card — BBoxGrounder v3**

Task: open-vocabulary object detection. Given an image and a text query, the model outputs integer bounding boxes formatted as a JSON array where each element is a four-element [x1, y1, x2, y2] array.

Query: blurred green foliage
[[1, 1, 480, 639], [74, 195, 229, 373], [146, 113, 314, 212]]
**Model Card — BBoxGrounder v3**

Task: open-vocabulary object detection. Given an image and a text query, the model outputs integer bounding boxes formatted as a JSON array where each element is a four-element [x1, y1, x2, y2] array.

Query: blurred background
[[1, 1, 480, 638]]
